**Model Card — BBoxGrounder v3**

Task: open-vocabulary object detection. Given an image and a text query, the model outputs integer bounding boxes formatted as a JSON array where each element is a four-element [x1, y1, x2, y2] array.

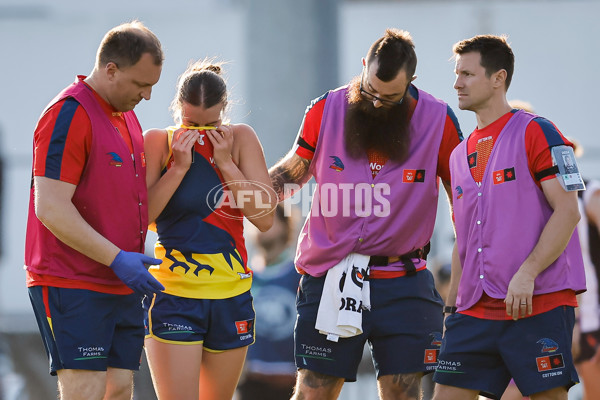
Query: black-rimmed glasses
[[359, 69, 405, 106]]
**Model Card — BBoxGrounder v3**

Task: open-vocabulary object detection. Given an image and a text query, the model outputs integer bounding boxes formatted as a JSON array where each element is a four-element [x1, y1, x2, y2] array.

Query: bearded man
[[268, 28, 463, 400]]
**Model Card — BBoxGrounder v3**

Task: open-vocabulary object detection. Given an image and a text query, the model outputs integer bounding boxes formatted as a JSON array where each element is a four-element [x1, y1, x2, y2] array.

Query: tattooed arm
[[268, 148, 313, 202]]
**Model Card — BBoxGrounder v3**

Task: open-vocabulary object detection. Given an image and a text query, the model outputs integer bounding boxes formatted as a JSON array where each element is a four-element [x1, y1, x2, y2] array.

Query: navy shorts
[[433, 306, 579, 399], [143, 290, 255, 351], [28, 286, 145, 376], [295, 269, 444, 381]]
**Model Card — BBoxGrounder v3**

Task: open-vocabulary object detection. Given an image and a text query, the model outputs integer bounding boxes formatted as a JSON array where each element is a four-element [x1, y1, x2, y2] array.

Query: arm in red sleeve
[[437, 105, 464, 184], [34, 98, 92, 185], [525, 117, 573, 188], [294, 93, 328, 161]]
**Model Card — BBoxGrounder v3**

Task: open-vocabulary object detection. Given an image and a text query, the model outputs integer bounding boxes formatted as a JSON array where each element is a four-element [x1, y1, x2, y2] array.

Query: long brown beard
[[344, 77, 412, 162]]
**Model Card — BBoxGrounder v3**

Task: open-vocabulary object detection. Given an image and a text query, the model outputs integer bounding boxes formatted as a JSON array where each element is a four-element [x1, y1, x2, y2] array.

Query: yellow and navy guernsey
[[150, 127, 251, 299]]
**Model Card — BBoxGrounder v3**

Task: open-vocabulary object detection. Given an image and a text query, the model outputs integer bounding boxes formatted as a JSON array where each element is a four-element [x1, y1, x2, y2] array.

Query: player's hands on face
[[171, 128, 200, 171], [205, 125, 234, 168]]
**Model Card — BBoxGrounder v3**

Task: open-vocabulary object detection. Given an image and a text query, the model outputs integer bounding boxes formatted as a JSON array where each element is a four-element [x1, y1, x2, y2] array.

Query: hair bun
[[204, 64, 221, 74]]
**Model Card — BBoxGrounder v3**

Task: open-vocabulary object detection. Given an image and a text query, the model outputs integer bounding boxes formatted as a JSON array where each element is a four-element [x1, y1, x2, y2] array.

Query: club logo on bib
[[329, 155, 344, 172], [107, 152, 123, 167], [455, 185, 463, 199]]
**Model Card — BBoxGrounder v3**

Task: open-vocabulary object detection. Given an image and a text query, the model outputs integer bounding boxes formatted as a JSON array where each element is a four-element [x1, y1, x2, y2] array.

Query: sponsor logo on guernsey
[[370, 161, 384, 175], [107, 152, 123, 167], [493, 167, 516, 185], [402, 169, 425, 183], [141, 151, 146, 167], [329, 155, 344, 171]]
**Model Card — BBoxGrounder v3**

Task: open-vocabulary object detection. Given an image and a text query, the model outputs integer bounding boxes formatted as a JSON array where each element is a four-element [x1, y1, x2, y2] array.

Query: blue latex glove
[[109, 250, 164, 297]]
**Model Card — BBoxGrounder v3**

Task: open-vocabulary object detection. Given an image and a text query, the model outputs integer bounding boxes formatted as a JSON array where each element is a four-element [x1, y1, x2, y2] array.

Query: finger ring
[[520, 302, 527, 305]]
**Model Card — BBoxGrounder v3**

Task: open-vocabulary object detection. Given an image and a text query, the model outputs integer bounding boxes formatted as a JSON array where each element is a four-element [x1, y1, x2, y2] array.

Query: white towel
[[315, 253, 371, 342]]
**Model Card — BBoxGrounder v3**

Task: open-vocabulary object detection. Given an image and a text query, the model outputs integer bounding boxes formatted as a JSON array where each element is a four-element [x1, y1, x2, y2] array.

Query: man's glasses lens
[[360, 70, 404, 106]]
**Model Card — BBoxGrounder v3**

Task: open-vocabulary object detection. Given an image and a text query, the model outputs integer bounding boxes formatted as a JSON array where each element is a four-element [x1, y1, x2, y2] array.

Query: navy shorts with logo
[[295, 269, 444, 381], [433, 306, 579, 399], [143, 290, 255, 351], [28, 286, 145, 376]]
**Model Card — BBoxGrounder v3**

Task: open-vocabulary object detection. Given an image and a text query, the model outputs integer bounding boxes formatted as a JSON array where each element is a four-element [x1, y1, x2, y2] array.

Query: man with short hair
[[433, 34, 586, 400], [26, 21, 164, 400], [269, 28, 462, 400]]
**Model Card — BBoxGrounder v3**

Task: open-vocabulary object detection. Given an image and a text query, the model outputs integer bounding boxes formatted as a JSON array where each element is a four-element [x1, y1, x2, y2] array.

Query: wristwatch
[[443, 306, 457, 314]]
